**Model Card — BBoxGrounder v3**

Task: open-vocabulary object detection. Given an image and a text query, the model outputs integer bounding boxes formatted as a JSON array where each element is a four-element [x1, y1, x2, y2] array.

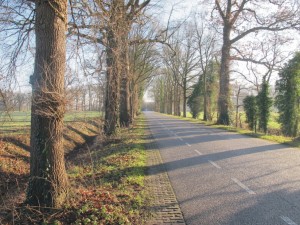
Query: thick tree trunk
[[26, 0, 68, 207], [217, 24, 231, 125], [104, 30, 120, 135], [120, 43, 131, 127]]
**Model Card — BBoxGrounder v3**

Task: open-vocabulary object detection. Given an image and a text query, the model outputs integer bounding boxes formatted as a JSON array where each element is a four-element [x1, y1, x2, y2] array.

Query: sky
[[9, 0, 300, 98]]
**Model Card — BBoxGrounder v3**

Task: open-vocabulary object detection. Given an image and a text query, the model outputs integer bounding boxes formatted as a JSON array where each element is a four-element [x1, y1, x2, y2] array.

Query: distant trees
[[276, 52, 300, 137], [161, 24, 199, 117]]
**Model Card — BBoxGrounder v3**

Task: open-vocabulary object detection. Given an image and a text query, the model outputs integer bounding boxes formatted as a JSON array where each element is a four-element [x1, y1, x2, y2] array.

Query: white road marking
[[208, 160, 221, 169], [231, 178, 256, 195], [178, 137, 183, 141], [281, 216, 298, 225], [194, 150, 203, 155], [185, 142, 191, 147]]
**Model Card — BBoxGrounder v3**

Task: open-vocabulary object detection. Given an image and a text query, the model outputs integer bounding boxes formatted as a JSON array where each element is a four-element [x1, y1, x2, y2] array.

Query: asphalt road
[[145, 111, 300, 225]]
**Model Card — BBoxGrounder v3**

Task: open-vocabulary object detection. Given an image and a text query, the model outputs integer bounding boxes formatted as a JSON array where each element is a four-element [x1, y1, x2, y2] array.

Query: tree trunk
[[104, 29, 120, 135], [26, 0, 68, 208], [183, 83, 187, 117], [174, 84, 181, 116], [217, 24, 231, 125], [129, 82, 138, 121], [167, 86, 173, 114], [88, 86, 92, 111], [203, 74, 208, 121], [119, 42, 131, 127]]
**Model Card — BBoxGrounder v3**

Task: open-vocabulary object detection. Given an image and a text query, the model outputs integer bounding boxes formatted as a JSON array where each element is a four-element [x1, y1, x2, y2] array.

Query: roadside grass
[[1, 115, 148, 224], [163, 113, 299, 148], [62, 116, 148, 225]]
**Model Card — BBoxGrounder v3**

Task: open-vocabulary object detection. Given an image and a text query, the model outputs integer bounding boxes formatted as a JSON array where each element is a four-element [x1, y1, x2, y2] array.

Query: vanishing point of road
[[145, 111, 300, 225]]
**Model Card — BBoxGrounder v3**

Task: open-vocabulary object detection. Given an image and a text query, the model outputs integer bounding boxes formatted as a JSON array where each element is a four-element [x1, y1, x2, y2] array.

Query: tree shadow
[[185, 187, 300, 225], [1, 136, 30, 152]]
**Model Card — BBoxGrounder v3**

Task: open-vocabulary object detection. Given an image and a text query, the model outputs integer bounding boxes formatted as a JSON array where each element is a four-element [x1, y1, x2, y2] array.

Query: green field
[[0, 111, 102, 134]]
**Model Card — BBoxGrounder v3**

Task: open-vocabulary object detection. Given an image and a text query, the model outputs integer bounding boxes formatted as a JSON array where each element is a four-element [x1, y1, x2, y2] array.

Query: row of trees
[[0, 0, 161, 208], [0, 84, 103, 113], [151, 0, 300, 135], [244, 52, 300, 137], [0, 0, 299, 211]]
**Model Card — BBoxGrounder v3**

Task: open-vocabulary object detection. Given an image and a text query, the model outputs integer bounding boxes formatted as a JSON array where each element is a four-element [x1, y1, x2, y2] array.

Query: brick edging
[[145, 133, 186, 225]]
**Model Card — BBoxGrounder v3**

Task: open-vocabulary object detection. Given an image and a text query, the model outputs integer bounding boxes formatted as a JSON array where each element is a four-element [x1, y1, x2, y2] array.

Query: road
[[145, 111, 300, 225]]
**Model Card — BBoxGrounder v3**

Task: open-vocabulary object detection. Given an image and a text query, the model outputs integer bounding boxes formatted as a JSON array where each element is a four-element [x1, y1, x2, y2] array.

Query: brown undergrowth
[[0, 118, 101, 224], [1, 116, 148, 225]]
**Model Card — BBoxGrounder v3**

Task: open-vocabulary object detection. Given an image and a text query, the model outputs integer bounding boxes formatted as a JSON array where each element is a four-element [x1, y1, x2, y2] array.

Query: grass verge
[[62, 115, 148, 225], [1, 115, 148, 225]]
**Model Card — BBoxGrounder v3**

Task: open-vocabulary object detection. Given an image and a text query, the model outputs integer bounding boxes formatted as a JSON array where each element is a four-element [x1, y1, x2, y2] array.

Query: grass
[[63, 116, 148, 225], [164, 112, 300, 148], [0, 114, 149, 224], [0, 111, 102, 134]]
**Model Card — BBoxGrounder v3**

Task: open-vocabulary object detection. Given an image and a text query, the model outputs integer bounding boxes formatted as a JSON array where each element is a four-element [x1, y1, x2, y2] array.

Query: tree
[[275, 52, 300, 137], [214, 0, 300, 125], [26, 0, 69, 207], [194, 16, 218, 121], [257, 81, 272, 134], [128, 25, 159, 119], [243, 95, 257, 132], [69, 0, 151, 134], [162, 24, 199, 117], [202, 60, 220, 121], [187, 81, 202, 119], [233, 83, 247, 127]]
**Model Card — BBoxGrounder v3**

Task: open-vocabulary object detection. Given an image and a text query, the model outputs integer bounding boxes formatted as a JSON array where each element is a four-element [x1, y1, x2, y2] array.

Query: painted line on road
[[281, 216, 298, 225], [280, 216, 297, 225], [185, 142, 191, 147], [194, 150, 203, 155], [231, 178, 256, 195], [178, 137, 183, 141], [208, 160, 221, 169]]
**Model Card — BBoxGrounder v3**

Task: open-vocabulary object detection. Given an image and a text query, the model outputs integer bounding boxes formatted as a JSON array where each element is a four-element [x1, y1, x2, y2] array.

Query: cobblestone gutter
[[145, 135, 186, 225]]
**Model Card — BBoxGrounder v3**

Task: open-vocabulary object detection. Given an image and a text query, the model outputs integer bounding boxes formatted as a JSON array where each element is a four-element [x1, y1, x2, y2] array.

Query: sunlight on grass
[[65, 115, 148, 224]]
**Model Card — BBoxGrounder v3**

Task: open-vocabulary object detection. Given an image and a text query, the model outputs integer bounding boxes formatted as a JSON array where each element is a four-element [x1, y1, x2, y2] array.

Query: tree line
[[0, 0, 299, 210]]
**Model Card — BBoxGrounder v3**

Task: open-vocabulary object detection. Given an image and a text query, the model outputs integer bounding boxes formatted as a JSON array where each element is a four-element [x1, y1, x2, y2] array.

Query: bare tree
[[232, 33, 294, 91], [213, 0, 300, 125], [194, 18, 219, 121], [128, 26, 158, 119], [162, 24, 199, 117], [69, 0, 151, 134]]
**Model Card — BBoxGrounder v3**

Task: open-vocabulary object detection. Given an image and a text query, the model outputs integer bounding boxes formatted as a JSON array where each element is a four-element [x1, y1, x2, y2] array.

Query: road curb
[[145, 133, 186, 225]]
